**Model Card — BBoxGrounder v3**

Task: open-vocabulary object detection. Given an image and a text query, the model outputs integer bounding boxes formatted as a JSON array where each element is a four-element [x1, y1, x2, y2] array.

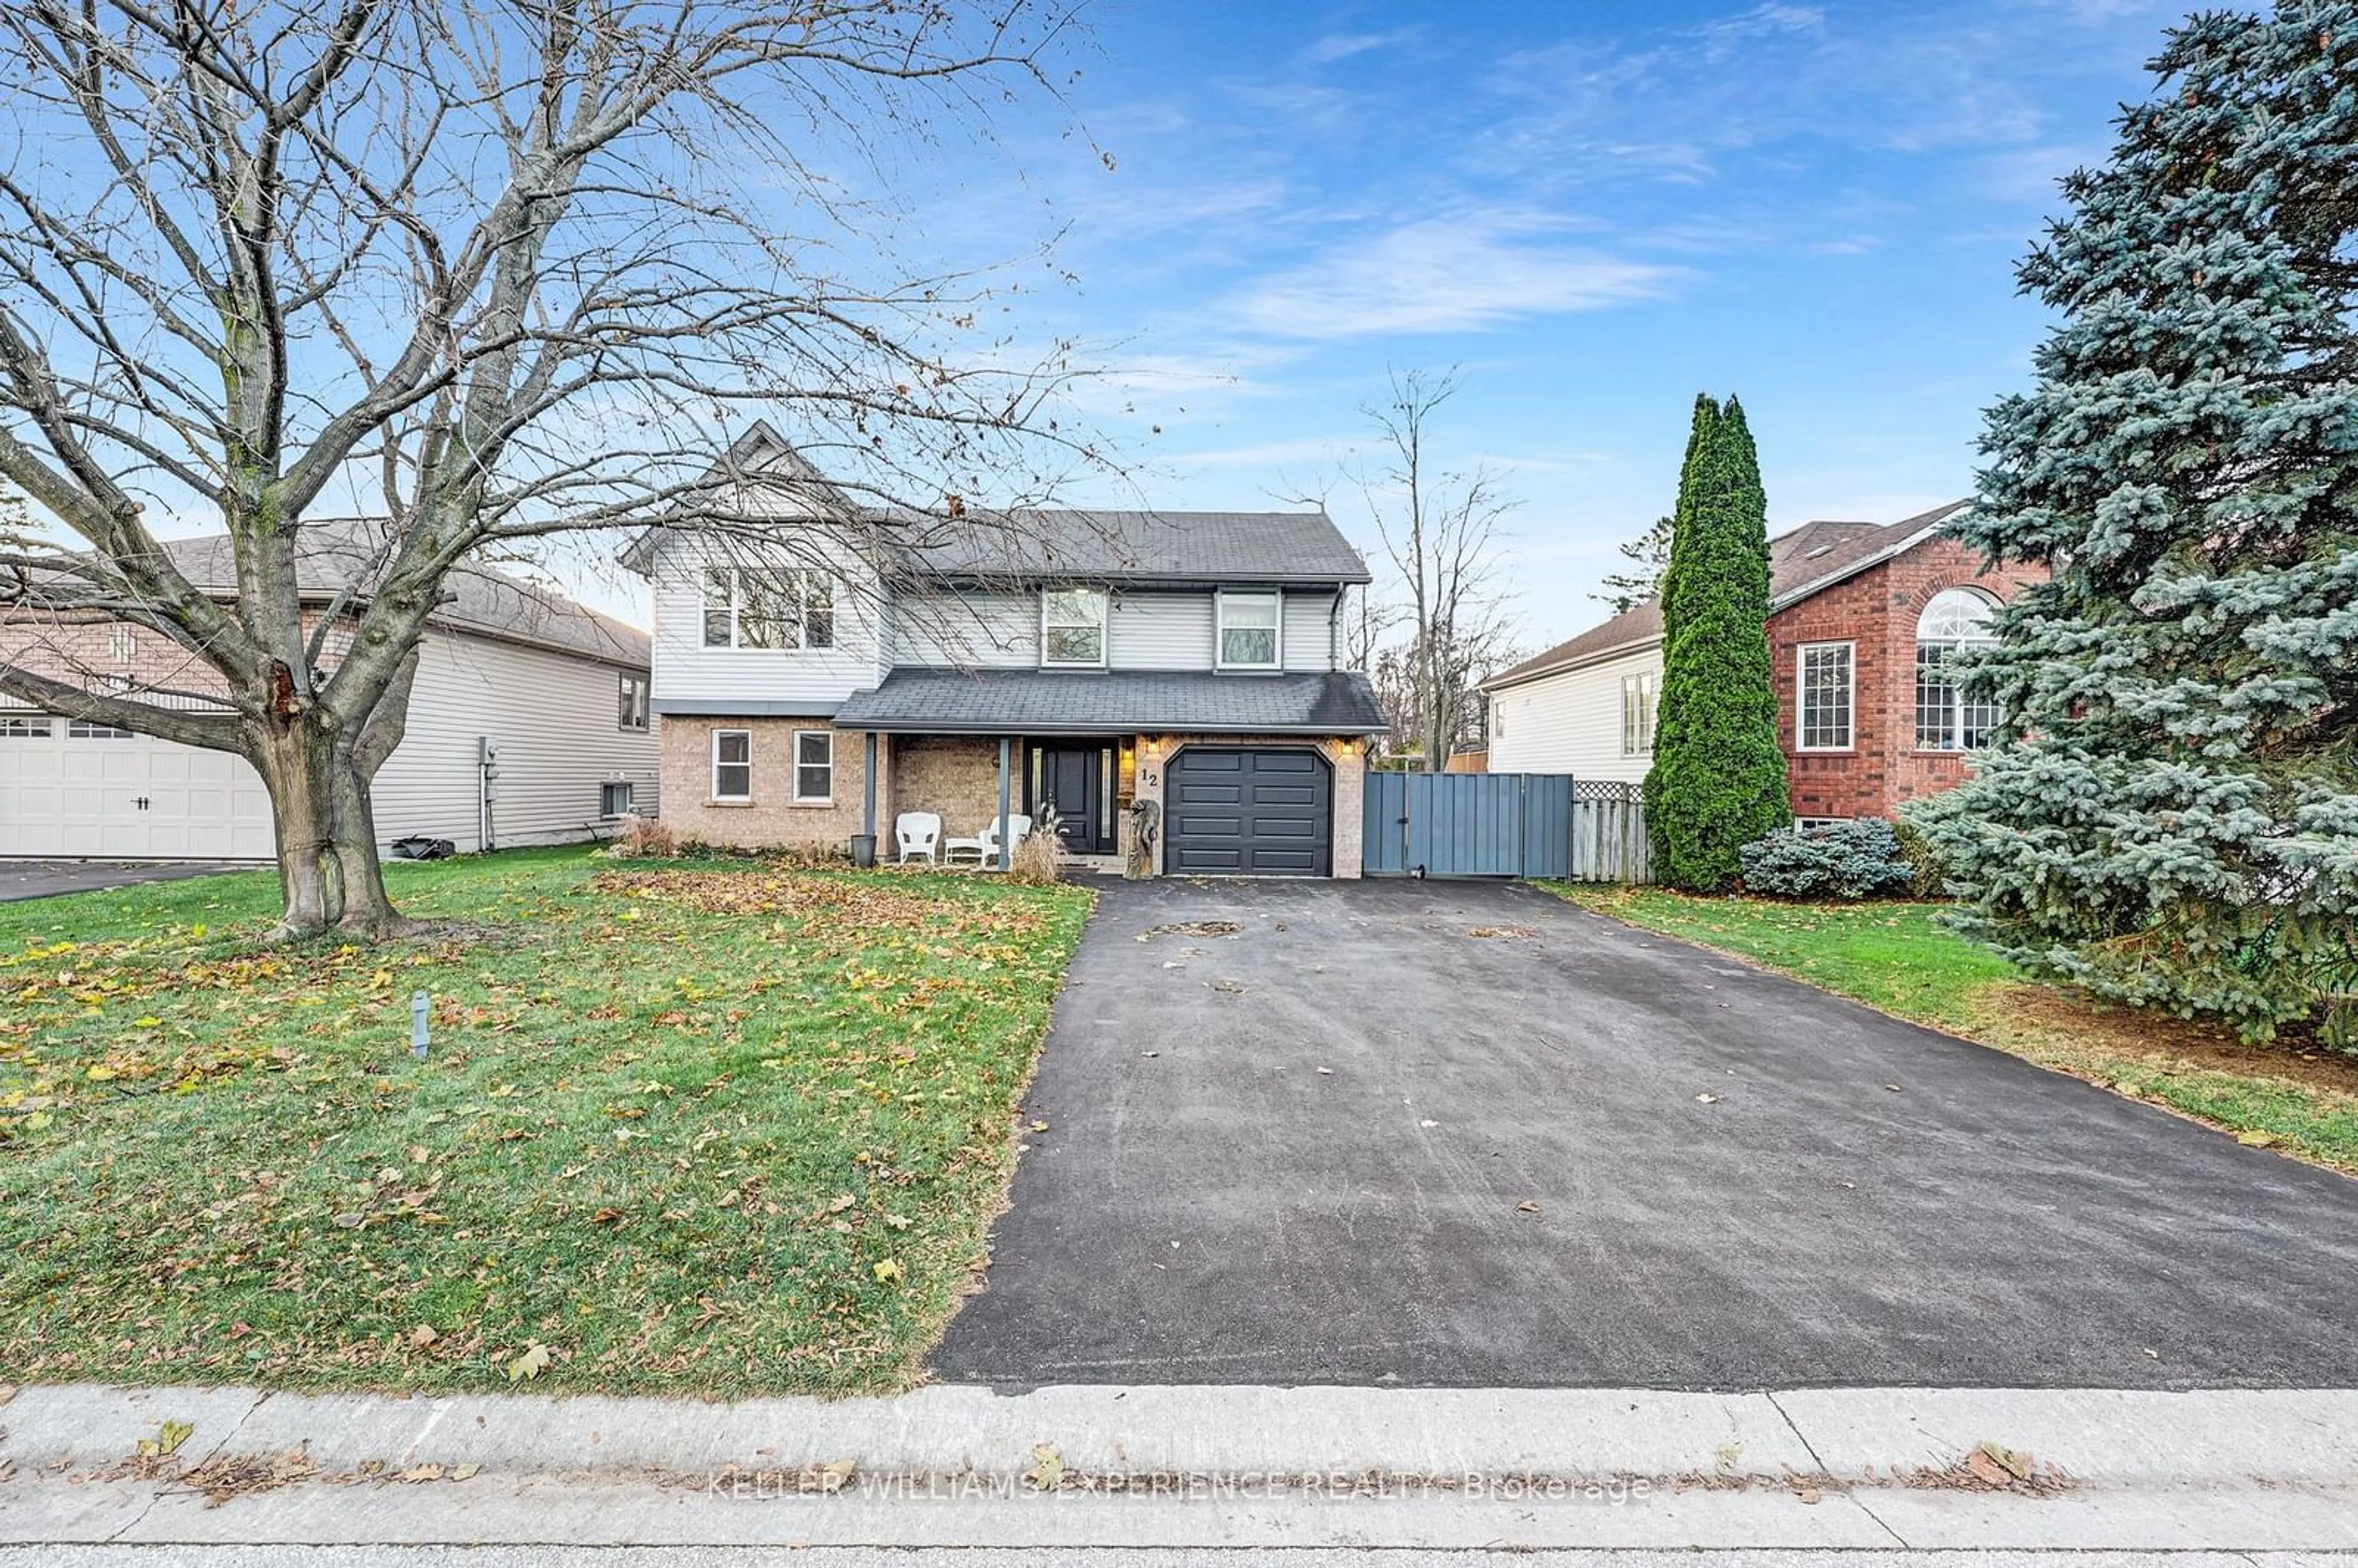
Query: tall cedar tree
[[1644, 396, 1791, 890], [1915, 6, 2358, 1044]]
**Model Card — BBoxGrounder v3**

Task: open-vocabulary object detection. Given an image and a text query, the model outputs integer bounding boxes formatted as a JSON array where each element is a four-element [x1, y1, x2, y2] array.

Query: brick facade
[[1768, 538, 2045, 821], [658, 718, 1370, 876], [658, 716, 877, 852]]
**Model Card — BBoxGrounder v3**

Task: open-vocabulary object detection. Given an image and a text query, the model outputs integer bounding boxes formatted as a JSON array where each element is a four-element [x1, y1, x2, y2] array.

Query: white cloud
[[1224, 214, 1676, 340], [1299, 29, 1422, 66]]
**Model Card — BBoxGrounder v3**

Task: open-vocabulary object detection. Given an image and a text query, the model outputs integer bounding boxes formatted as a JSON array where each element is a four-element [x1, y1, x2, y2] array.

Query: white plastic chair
[[946, 812, 1032, 867], [895, 811, 943, 864]]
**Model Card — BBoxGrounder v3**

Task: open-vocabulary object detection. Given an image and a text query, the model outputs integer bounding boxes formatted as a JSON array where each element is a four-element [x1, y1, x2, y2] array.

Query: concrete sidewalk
[[1, 1383, 2352, 1553]]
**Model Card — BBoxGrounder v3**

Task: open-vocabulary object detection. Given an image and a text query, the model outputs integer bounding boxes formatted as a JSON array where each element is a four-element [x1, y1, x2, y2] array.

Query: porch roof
[[833, 668, 1387, 736]]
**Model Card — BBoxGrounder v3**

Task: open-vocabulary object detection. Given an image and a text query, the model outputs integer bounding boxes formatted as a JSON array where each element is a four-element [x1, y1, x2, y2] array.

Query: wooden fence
[[1566, 779, 1649, 884]]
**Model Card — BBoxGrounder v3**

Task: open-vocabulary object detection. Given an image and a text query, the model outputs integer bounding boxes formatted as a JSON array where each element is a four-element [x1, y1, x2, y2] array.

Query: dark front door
[[1031, 744, 1116, 855]]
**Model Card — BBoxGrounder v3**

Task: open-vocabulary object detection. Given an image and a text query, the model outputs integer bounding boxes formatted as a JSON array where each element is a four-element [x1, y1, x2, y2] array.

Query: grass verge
[[0, 847, 1092, 1396], [1547, 884, 2358, 1176]]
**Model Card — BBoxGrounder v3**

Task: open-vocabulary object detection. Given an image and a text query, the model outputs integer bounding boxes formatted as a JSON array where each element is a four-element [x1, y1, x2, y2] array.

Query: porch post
[[996, 735, 1013, 871], [862, 732, 878, 839]]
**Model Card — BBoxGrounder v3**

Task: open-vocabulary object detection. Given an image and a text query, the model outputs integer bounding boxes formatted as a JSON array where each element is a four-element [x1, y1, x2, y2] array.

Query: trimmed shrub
[[1738, 820, 1915, 901]]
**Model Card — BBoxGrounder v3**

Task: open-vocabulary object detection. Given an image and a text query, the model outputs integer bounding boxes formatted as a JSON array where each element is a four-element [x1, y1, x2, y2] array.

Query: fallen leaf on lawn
[[873, 1259, 905, 1285], [410, 1324, 439, 1348], [1025, 1443, 1064, 1491], [826, 1193, 856, 1214], [590, 1207, 625, 1225], [883, 1213, 911, 1230], [2235, 1131, 2278, 1147], [506, 1343, 553, 1383]]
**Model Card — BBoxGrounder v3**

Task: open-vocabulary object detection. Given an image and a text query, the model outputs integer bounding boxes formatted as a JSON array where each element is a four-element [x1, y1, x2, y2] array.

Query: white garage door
[[0, 715, 276, 860]]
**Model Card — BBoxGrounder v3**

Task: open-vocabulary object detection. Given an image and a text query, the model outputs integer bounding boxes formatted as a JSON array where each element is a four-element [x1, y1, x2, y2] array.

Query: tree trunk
[[329, 750, 410, 939], [253, 719, 342, 939]]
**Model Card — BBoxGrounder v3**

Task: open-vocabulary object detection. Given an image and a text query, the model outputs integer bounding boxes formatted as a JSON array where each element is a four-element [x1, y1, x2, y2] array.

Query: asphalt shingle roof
[[1482, 502, 1969, 691], [835, 668, 1387, 735], [881, 508, 1372, 586], [157, 524, 650, 668]]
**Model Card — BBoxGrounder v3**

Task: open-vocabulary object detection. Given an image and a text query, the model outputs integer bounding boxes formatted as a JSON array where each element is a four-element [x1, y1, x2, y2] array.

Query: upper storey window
[[702, 568, 834, 650], [1218, 591, 1282, 669], [1041, 587, 1108, 667]]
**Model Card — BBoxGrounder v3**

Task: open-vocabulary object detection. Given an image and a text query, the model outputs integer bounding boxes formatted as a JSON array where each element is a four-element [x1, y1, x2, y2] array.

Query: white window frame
[[1794, 815, 1852, 832], [67, 718, 134, 739], [710, 728, 753, 802], [1621, 672, 1658, 755], [701, 567, 835, 651], [617, 673, 649, 731], [1795, 642, 1855, 753], [1040, 586, 1108, 668], [0, 715, 51, 739], [600, 781, 634, 818], [1915, 587, 2001, 753], [791, 729, 834, 804], [1215, 589, 1282, 670]]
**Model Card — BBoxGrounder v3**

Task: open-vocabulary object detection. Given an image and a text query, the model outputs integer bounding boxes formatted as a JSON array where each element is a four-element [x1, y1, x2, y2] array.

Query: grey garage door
[[1164, 747, 1332, 876]]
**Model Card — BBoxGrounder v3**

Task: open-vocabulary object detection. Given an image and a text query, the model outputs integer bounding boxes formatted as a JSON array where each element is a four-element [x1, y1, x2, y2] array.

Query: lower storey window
[[0, 715, 51, 738], [1796, 643, 1854, 751], [1916, 647, 2001, 750], [601, 781, 634, 818], [711, 729, 752, 801], [792, 729, 834, 803], [1795, 816, 1853, 832]]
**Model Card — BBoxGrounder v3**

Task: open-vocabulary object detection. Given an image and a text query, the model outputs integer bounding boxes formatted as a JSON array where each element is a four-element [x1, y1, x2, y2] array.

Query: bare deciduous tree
[[1353, 369, 1518, 771], [0, 0, 1103, 937]]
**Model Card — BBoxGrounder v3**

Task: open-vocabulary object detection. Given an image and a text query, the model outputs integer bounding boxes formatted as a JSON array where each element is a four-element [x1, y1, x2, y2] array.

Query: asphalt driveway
[[0, 860, 254, 902], [932, 878, 2358, 1390]]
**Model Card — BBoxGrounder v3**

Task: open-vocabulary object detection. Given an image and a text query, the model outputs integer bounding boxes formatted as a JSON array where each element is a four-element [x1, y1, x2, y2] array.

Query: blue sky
[[927, 0, 2179, 653]]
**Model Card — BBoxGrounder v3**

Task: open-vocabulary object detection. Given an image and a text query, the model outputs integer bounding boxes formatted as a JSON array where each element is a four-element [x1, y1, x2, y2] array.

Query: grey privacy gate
[[1363, 771, 1572, 878], [1363, 773, 1649, 881]]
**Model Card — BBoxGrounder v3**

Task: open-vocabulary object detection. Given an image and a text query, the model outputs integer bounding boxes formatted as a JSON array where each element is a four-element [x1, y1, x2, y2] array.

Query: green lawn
[[0, 848, 1092, 1396], [1549, 885, 2358, 1176]]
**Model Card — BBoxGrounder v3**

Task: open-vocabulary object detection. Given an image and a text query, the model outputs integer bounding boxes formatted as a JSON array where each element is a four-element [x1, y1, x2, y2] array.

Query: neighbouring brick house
[[1478, 503, 2047, 823], [621, 424, 1387, 876]]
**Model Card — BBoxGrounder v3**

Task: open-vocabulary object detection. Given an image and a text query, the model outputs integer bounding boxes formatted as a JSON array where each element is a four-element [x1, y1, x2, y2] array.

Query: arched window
[[1915, 588, 2000, 750]]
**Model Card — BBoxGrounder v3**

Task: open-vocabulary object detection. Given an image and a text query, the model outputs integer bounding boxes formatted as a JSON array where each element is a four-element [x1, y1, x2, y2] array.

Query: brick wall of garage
[[1768, 537, 2045, 821]]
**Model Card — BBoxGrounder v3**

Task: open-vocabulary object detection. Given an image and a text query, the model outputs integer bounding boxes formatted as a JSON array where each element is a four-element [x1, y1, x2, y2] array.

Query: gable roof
[[1481, 500, 1969, 693], [620, 421, 1370, 587], [157, 522, 650, 669]]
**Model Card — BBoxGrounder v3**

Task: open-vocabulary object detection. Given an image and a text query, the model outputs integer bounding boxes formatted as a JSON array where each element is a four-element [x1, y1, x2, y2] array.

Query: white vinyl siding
[[1483, 642, 1664, 781], [1109, 591, 1213, 668], [369, 629, 661, 853], [648, 530, 882, 707], [892, 588, 1039, 668], [1282, 590, 1339, 672]]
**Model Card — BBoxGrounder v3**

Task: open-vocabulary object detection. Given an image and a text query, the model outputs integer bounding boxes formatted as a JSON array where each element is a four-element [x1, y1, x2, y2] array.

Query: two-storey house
[[622, 425, 1387, 876]]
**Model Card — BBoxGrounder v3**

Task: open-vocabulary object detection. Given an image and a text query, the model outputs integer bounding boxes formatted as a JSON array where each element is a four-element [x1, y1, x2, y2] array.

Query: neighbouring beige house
[[622, 425, 1388, 876], [0, 524, 660, 860]]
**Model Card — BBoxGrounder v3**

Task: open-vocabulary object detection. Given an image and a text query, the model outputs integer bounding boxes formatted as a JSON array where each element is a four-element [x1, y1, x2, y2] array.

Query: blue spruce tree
[[1916, 4, 2358, 1044]]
